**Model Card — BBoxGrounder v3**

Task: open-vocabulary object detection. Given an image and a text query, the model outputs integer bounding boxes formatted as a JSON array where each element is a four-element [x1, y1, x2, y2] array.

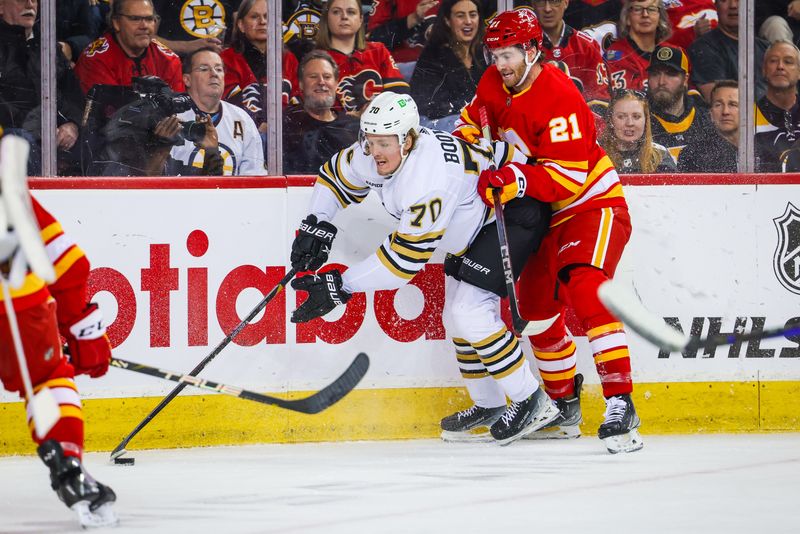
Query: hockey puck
[[113, 457, 135, 466]]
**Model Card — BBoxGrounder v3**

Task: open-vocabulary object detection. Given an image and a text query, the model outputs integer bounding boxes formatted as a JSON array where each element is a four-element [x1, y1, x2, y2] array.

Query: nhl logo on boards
[[656, 47, 673, 61], [773, 202, 800, 295]]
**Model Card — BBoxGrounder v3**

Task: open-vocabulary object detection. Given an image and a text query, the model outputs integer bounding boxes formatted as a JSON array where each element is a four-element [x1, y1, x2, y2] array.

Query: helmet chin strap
[[515, 49, 541, 88]]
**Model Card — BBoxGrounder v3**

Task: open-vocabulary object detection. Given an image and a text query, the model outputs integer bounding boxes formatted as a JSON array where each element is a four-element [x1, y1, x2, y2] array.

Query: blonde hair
[[316, 0, 367, 52], [601, 91, 663, 174], [619, 0, 672, 43]]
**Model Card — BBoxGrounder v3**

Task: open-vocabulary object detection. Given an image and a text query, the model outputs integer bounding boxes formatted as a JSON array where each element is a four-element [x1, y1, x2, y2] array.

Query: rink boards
[[1, 174, 799, 454]]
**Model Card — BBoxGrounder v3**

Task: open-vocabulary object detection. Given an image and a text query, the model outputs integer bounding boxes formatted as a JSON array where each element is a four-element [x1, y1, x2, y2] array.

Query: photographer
[[171, 47, 264, 175]]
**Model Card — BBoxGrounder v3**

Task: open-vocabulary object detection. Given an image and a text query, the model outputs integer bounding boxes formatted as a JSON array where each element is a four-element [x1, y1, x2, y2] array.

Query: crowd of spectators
[[2, 0, 800, 176]]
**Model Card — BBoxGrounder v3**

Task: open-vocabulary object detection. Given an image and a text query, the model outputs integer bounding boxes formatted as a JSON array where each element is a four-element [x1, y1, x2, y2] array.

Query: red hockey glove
[[477, 163, 527, 207], [63, 303, 112, 378]]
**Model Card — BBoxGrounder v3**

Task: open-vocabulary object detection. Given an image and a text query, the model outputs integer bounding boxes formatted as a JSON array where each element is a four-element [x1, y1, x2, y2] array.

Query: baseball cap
[[647, 45, 690, 75]]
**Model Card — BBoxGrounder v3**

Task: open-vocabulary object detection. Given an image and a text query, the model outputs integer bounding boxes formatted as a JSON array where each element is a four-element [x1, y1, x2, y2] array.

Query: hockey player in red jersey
[[454, 8, 643, 453], [0, 136, 118, 526]]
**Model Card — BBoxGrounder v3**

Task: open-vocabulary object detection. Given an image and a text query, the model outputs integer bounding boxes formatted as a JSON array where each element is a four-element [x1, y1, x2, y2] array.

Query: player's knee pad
[[562, 265, 616, 330]]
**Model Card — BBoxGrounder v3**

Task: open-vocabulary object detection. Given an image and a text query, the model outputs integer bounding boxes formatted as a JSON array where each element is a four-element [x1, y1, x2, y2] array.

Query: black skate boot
[[597, 394, 644, 454], [525, 374, 584, 440], [38, 440, 119, 528], [440, 405, 506, 442], [490, 387, 560, 446]]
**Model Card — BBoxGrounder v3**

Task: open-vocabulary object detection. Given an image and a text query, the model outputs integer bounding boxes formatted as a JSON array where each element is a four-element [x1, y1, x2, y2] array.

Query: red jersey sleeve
[[376, 43, 410, 94], [74, 37, 119, 94]]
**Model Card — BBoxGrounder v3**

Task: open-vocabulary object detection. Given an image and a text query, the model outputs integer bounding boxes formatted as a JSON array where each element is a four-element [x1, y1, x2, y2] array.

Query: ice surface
[[1, 434, 799, 533]]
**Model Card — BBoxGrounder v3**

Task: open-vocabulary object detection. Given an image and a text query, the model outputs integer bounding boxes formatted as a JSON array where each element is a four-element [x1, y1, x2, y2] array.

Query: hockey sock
[[471, 328, 538, 403], [529, 314, 577, 399], [565, 266, 632, 397], [27, 376, 84, 458], [453, 338, 506, 408]]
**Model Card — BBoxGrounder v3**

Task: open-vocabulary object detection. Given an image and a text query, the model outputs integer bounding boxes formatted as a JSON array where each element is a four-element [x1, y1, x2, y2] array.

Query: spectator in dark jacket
[[410, 0, 486, 131], [678, 79, 738, 173], [57, 0, 104, 64]]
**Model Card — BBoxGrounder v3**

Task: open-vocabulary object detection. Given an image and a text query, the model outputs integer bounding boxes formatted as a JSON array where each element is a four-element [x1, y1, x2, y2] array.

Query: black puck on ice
[[114, 457, 135, 466]]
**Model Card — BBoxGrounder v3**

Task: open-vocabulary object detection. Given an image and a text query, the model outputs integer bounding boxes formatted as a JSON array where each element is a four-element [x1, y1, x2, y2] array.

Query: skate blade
[[441, 428, 495, 443], [602, 428, 644, 454], [496, 401, 561, 446], [523, 423, 582, 440], [72, 501, 119, 529]]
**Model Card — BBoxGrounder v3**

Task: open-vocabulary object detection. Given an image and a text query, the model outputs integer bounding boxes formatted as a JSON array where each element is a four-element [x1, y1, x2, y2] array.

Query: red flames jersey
[[455, 63, 626, 227], [74, 32, 185, 94], [367, 0, 438, 63], [327, 42, 411, 112], [665, 0, 717, 50], [604, 36, 652, 92], [220, 47, 298, 106], [541, 24, 610, 108]]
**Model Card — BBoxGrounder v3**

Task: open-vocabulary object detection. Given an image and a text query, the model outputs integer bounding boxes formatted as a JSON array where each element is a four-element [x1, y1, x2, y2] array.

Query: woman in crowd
[[315, 0, 409, 116], [600, 90, 675, 173], [605, 0, 672, 91], [410, 0, 487, 131]]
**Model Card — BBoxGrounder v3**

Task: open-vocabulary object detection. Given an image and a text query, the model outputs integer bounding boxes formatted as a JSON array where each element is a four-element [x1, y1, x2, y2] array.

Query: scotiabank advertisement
[[1, 178, 799, 402]]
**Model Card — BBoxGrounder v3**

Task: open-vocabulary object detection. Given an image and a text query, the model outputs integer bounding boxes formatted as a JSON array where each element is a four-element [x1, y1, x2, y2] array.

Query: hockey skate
[[598, 394, 644, 454], [490, 387, 560, 446], [524, 374, 584, 440], [38, 440, 119, 528], [440, 405, 506, 442]]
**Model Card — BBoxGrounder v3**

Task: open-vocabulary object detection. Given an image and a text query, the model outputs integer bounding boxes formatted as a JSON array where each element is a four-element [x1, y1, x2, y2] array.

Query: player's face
[[185, 51, 225, 102], [627, 0, 659, 37], [365, 133, 403, 175], [489, 46, 529, 88], [610, 98, 646, 146], [328, 0, 363, 41], [648, 67, 686, 108], [112, 0, 157, 54], [237, 0, 268, 45], [301, 58, 337, 111], [532, 0, 568, 33], [2, 0, 37, 31], [763, 43, 800, 90], [446, 0, 480, 44], [710, 87, 739, 136]]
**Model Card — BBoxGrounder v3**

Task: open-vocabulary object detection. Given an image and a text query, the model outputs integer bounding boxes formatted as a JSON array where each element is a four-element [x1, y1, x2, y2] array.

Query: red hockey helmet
[[483, 8, 543, 51]]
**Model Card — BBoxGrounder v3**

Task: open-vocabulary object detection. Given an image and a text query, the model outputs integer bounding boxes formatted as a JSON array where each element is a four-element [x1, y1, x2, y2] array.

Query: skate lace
[[458, 405, 480, 420], [499, 401, 520, 426], [603, 396, 627, 424]]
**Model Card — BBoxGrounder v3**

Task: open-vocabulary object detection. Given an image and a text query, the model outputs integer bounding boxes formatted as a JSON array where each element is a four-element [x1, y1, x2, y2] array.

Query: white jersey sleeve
[[235, 107, 265, 175], [308, 145, 371, 223]]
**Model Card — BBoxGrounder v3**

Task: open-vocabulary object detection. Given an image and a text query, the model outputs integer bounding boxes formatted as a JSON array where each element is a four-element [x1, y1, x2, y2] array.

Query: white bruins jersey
[[308, 128, 524, 293], [171, 101, 264, 176]]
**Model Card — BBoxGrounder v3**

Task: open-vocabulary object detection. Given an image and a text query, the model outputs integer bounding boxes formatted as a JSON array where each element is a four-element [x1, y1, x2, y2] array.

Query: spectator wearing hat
[[647, 44, 713, 164], [678, 79, 738, 173]]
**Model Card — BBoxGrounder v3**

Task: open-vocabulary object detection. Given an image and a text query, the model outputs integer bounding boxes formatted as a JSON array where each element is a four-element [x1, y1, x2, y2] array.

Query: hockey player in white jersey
[[288, 92, 559, 445], [171, 48, 265, 176]]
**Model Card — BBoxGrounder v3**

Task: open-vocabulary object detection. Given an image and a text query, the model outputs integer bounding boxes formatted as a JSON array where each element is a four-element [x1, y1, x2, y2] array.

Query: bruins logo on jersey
[[84, 37, 110, 58], [284, 6, 321, 43], [337, 70, 382, 112], [180, 0, 226, 38], [188, 142, 238, 175]]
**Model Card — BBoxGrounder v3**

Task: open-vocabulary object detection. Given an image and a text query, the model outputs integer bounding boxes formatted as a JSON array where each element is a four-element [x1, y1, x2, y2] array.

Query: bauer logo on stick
[[773, 202, 800, 295]]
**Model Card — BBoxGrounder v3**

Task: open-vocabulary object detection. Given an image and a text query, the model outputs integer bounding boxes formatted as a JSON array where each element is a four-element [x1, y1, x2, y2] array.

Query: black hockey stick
[[598, 280, 800, 352], [110, 352, 369, 414], [110, 268, 297, 460], [479, 107, 557, 337]]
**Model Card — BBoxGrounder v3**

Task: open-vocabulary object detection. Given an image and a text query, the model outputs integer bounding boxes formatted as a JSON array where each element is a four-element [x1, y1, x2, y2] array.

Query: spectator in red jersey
[[74, 0, 185, 95], [410, 0, 487, 131], [664, 0, 716, 50], [220, 0, 299, 132], [604, 0, 672, 92], [600, 90, 675, 173], [367, 0, 439, 79], [533, 0, 611, 113], [315, 0, 410, 116]]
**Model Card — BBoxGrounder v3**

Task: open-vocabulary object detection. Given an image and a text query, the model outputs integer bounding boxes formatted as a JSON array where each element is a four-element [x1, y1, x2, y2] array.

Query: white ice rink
[[2, 434, 799, 533]]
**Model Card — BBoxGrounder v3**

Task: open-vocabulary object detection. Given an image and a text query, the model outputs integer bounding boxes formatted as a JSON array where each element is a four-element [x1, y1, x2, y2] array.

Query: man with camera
[[170, 47, 264, 175]]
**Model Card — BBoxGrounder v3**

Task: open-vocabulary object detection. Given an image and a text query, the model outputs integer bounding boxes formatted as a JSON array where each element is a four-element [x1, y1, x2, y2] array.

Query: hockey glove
[[291, 270, 352, 323], [63, 303, 112, 378], [291, 215, 337, 272], [478, 163, 527, 207]]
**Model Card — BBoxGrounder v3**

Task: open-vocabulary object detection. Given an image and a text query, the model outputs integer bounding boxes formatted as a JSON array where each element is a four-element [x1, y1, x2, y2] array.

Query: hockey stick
[[110, 352, 369, 415], [110, 268, 297, 460], [597, 279, 800, 352], [478, 107, 557, 337]]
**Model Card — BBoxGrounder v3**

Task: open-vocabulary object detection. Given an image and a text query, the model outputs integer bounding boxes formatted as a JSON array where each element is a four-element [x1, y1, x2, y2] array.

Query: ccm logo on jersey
[[463, 257, 491, 275], [300, 223, 335, 241]]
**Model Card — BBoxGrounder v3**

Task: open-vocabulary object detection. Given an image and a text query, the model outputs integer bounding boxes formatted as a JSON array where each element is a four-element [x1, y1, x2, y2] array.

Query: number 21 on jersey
[[549, 113, 583, 143]]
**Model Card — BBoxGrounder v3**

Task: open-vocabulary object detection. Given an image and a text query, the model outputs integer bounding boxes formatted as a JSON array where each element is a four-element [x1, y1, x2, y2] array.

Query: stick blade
[[301, 352, 370, 414], [30, 386, 61, 439], [597, 280, 688, 352]]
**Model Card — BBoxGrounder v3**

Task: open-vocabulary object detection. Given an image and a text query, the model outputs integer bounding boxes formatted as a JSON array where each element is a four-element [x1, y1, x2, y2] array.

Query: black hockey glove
[[291, 270, 352, 323], [290, 215, 337, 271]]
